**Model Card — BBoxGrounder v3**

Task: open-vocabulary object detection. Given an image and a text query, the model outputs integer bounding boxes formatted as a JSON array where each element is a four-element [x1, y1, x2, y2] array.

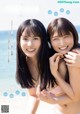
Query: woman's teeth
[[59, 46, 67, 50], [27, 49, 35, 52]]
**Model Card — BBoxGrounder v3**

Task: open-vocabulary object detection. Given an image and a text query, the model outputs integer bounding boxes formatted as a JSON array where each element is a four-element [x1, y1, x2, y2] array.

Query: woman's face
[[50, 31, 74, 54], [20, 29, 41, 59]]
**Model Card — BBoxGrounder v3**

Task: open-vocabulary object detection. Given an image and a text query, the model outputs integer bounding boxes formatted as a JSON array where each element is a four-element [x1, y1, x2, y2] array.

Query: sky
[[0, 0, 40, 30], [0, 0, 80, 31]]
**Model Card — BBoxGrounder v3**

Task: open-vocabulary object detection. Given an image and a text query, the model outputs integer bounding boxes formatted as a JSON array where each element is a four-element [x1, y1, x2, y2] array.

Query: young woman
[[16, 19, 53, 114], [38, 18, 80, 114]]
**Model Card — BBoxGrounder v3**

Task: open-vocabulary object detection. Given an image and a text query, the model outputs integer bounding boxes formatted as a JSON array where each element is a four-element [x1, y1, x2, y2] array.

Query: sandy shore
[[0, 96, 60, 114], [0, 86, 61, 114]]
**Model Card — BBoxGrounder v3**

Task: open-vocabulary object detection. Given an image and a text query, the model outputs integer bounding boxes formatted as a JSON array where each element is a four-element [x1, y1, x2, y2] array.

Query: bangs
[[51, 26, 71, 37], [24, 25, 41, 37], [56, 29, 70, 37]]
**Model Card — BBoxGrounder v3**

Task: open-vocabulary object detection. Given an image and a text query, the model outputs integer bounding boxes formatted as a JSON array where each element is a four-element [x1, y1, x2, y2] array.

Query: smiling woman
[[16, 19, 52, 114], [37, 17, 80, 114], [20, 31, 41, 58], [50, 32, 74, 54]]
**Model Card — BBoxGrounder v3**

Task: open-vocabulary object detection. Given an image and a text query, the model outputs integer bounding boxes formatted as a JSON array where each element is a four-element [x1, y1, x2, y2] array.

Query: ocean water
[[0, 30, 16, 79], [0, 30, 28, 97]]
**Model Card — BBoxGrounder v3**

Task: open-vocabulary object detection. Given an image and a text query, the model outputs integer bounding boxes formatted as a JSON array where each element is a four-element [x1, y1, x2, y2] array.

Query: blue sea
[[0, 30, 16, 79], [0, 30, 28, 98], [0, 26, 80, 97]]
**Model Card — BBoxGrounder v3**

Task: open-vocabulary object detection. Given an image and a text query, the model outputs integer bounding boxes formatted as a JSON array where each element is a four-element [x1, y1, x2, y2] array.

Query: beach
[[0, 78, 59, 114], [0, 95, 58, 114], [0, 83, 55, 114]]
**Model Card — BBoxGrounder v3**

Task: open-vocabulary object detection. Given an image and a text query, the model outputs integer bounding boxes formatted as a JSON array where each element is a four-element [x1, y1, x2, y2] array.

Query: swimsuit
[[49, 86, 65, 97]]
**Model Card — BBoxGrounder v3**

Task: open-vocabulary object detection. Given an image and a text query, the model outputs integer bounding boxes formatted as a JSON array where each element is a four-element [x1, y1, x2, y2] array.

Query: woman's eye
[[64, 35, 70, 38], [23, 37, 28, 40], [52, 38, 58, 41], [64, 36, 67, 38], [34, 37, 39, 40]]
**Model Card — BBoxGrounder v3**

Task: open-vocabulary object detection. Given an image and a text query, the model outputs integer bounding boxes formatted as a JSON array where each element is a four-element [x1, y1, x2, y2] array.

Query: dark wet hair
[[16, 19, 55, 89], [47, 17, 79, 84]]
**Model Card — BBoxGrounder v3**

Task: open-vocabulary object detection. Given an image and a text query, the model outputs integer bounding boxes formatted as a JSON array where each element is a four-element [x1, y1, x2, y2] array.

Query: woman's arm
[[28, 88, 40, 114], [37, 89, 73, 105], [49, 53, 75, 100], [64, 49, 80, 101], [51, 71, 76, 100], [49, 52, 80, 101]]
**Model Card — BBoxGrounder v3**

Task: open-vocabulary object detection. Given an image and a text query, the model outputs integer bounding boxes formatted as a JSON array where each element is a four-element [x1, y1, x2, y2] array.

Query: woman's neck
[[26, 57, 39, 83], [26, 57, 37, 67]]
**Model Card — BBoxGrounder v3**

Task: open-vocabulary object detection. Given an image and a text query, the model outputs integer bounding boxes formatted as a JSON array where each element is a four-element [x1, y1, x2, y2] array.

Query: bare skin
[[28, 88, 40, 114], [36, 17, 80, 113], [64, 48, 80, 68], [27, 59, 40, 114], [37, 49, 80, 114], [20, 29, 41, 114]]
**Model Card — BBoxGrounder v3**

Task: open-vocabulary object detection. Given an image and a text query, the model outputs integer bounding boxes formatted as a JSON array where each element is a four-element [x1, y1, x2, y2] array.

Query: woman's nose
[[59, 39, 64, 46], [27, 40, 32, 46]]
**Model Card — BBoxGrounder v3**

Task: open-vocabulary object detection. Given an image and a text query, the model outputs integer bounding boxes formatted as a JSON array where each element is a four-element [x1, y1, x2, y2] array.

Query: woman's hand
[[36, 86, 73, 105], [36, 85, 56, 104], [49, 53, 63, 75], [64, 49, 80, 67]]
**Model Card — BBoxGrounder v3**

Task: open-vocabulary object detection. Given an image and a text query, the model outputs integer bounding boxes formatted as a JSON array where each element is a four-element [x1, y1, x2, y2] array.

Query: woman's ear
[[26, 56, 27, 60], [48, 42, 51, 48]]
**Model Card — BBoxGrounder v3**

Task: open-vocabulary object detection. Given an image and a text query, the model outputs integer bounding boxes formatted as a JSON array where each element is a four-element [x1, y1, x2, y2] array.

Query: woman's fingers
[[39, 90, 56, 104], [41, 90, 55, 99], [66, 52, 76, 57], [38, 90, 48, 102], [64, 58, 74, 64], [50, 53, 63, 62], [65, 54, 73, 60], [56, 56, 60, 63], [64, 52, 77, 63]]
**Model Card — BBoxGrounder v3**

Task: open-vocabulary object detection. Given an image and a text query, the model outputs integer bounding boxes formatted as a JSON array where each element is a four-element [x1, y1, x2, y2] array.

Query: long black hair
[[16, 19, 55, 89], [47, 17, 78, 84]]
